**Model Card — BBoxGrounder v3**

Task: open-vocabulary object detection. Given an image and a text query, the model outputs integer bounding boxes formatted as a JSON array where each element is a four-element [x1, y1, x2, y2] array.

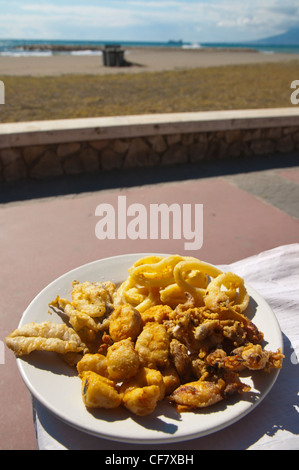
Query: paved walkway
[[1, 152, 299, 449]]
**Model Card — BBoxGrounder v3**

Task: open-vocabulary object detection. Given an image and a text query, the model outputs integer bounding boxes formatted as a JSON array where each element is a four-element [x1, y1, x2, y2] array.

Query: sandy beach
[[1, 47, 299, 76]]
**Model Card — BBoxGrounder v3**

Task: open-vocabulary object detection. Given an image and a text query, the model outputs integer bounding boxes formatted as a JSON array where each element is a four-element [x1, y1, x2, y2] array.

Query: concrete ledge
[[1, 108, 299, 148], [0, 108, 299, 182]]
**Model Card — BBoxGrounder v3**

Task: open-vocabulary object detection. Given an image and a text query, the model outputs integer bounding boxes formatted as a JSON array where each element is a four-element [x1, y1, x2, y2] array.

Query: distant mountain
[[254, 27, 299, 45]]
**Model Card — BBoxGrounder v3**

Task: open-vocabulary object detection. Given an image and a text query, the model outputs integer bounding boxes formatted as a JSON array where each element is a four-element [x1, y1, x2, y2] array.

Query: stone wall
[[1, 109, 299, 182]]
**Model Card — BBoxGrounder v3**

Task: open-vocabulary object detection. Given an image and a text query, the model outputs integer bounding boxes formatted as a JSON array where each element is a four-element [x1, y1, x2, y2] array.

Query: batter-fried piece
[[169, 380, 224, 411], [5, 321, 87, 357], [49, 280, 116, 332], [206, 343, 284, 372], [226, 344, 283, 371], [193, 319, 223, 352], [106, 339, 140, 381], [161, 364, 181, 395], [109, 304, 142, 342], [191, 357, 210, 381], [77, 353, 109, 378], [71, 280, 115, 317], [120, 367, 166, 401], [141, 305, 173, 324], [204, 272, 249, 313], [49, 297, 100, 332], [81, 371, 121, 409], [221, 320, 247, 347], [169, 338, 192, 381], [135, 322, 170, 369], [122, 385, 161, 416]]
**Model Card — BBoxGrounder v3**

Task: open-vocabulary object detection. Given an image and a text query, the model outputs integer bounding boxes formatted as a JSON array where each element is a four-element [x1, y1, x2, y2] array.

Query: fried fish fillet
[[5, 321, 87, 356]]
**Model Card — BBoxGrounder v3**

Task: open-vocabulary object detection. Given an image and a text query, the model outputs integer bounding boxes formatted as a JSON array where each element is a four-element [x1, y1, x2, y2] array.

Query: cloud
[[20, 4, 143, 28], [0, 0, 298, 41]]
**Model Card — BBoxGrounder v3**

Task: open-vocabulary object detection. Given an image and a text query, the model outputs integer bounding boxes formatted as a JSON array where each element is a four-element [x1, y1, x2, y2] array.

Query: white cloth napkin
[[32, 244, 299, 450]]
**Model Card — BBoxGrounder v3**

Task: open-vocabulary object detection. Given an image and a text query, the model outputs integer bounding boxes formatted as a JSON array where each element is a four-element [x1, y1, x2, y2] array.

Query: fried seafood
[[51, 297, 100, 333], [169, 380, 224, 411], [140, 304, 173, 324], [169, 370, 250, 412], [49, 280, 116, 329], [207, 343, 284, 372], [173, 258, 222, 305], [106, 338, 140, 381], [122, 385, 161, 416], [81, 371, 122, 409], [116, 255, 225, 312], [71, 280, 115, 317], [6, 254, 284, 419], [109, 304, 142, 342], [5, 321, 87, 356], [135, 322, 170, 369], [120, 367, 166, 415], [169, 338, 192, 381], [161, 365, 181, 395], [120, 367, 166, 400], [204, 272, 249, 313], [77, 353, 109, 378]]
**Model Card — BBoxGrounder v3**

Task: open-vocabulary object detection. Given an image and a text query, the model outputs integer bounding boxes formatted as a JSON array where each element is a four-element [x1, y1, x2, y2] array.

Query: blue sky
[[0, 0, 298, 43]]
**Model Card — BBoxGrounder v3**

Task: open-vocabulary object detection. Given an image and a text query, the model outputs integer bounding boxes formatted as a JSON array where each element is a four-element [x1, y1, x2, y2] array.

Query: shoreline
[[12, 44, 259, 53], [0, 46, 298, 77]]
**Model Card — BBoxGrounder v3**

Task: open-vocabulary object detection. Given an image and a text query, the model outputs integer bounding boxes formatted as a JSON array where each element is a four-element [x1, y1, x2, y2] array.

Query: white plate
[[17, 253, 283, 444]]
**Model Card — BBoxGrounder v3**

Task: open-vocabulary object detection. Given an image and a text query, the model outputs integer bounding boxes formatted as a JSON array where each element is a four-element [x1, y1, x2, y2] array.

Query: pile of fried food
[[6, 255, 284, 417]]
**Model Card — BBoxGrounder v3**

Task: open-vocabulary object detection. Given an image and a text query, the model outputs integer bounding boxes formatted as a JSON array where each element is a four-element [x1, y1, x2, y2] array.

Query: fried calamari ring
[[115, 255, 225, 311], [173, 259, 223, 305], [128, 255, 164, 272], [114, 276, 148, 307], [130, 255, 184, 287], [204, 272, 249, 313]]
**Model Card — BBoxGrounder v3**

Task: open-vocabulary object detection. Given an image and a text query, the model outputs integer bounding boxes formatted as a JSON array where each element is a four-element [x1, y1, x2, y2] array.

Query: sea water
[[0, 39, 298, 56]]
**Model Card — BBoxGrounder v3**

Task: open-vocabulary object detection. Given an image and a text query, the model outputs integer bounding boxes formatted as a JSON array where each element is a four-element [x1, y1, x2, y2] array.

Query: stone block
[[0, 148, 22, 166], [112, 139, 130, 154], [82, 148, 100, 172], [23, 145, 46, 166], [277, 136, 295, 153], [29, 150, 64, 179], [101, 148, 123, 170], [225, 130, 241, 144], [147, 135, 168, 153], [266, 127, 282, 140], [181, 134, 195, 146], [188, 142, 208, 162], [282, 126, 297, 135], [250, 139, 275, 155], [243, 129, 262, 141], [89, 140, 109, 151], [206, 139, 227, 159], [197, 132, 208, 143], [57, 142, 81, 158], [3, 159, 27, 182], [63, 155, 83, 175], [124, 138, 151, 167], [161, 144, 188, 165], [166, 134, 181, 146], [146, 152, 160, 167], [227, 140, 243, 158]]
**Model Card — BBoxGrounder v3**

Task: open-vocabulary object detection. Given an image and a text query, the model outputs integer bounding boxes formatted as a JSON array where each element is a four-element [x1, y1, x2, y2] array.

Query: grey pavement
[[224, 168, 299, 219]]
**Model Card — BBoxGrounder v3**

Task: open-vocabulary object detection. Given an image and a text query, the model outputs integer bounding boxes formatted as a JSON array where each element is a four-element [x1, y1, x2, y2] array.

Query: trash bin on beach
[[102, 45, 125, 67]]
